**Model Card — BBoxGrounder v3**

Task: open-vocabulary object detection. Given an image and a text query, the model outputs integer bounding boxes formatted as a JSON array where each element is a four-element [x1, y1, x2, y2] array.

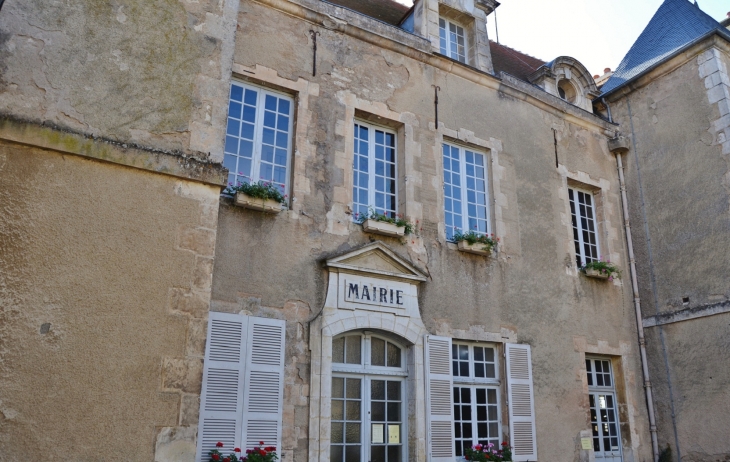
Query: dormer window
[[439, 18, 467, 63], [557, 79, 577, 103]]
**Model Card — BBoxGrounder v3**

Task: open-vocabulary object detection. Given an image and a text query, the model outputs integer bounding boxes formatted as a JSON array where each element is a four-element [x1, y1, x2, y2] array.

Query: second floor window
[[569, 188, 599, 267], [443, 143, 489, 240], [353, 121, 397, 219], [224, 82, 293, 194], [439, 18, 467, 63]]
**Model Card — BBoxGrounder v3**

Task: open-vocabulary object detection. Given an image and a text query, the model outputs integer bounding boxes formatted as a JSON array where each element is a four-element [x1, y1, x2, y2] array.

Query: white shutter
[[506, 343, 537, 462], [196, 312, 248, 461], [424, 335, 454, 462], [241, 317, 286, 452]]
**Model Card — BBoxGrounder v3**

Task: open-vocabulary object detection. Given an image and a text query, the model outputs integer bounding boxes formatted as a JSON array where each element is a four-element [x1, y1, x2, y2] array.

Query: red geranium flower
[[502, 441, 509, 446], [223, 458, 230, 462], [259, 441, 265, 445], [216, 442, 224, 448], [234, 448, 241, 453], [212, 455, 220, 461]]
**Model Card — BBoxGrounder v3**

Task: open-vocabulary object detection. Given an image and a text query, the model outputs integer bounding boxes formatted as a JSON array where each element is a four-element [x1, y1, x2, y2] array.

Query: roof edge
[[600, 28, 730, 102]]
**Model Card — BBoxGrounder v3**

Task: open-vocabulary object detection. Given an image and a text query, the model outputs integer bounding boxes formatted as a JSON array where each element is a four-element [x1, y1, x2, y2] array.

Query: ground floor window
[[453, 385, 500, 456], [587, 358, 623, 461]]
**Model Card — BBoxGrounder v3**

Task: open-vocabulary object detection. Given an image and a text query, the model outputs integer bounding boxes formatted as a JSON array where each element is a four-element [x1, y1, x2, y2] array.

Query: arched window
[[331, 331, 408, 462], [557, 79, 577, 103]]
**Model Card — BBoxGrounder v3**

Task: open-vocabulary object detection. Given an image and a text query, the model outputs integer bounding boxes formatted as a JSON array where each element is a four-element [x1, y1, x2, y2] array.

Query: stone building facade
[[0, 0, 726, 461]]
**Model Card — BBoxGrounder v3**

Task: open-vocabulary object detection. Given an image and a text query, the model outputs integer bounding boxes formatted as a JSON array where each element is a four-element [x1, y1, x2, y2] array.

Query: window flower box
[[457, 240, 494, 256], [452, 230, 498, 257], [580, 259, 621, 281], [355, 208, 414, 238], [234, 192, 282, 213], [585, 268, 610, 279], [362, 218, 406, 237]]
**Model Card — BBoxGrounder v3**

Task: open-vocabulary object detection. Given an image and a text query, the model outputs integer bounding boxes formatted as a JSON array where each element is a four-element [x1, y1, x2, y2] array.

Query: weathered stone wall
[[0, 0, 238, 160], [0, 120, 224, 461], [609, 41, 730, 461], [210, 1, 653, 461]]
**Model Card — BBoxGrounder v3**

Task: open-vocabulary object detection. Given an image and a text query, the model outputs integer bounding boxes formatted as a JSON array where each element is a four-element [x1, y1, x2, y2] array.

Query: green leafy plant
[[355, 207, 415, 235], [208, 441, 278, 462], [463, 442, 513, 461], [452, 229, 499, 253], [658, 444, 672, 462], [225, 179, 287, 204], [580, 259, 621, 280]]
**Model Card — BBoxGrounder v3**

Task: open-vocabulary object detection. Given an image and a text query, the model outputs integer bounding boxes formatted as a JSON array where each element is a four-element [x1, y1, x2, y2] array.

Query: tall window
[[586, 358, 623, 462], [452, 343, 500, 457], [443, 143, 490, 240], [332, 333, 407, 462], [224, 82, 293, 195], [569, 188, 600, 267], [353, 122, 397, 219], [439, 18, 467, 63]]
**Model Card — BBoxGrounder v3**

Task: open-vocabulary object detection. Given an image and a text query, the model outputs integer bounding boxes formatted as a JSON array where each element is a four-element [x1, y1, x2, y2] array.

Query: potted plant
[[463, 442, 513, 461], [208, 441, 278, 462], [452, 229, 499, 256], [580, 259, 621, 281], [225, 179, 287, 213], [355, 208, 414, 237]]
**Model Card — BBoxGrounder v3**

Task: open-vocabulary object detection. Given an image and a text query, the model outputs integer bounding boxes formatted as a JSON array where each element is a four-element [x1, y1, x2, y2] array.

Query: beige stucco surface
[[0, 0, 238, 160], [0, 137, 221, 460], [609, 41, 730, 461], [209, 1, 653, 461]]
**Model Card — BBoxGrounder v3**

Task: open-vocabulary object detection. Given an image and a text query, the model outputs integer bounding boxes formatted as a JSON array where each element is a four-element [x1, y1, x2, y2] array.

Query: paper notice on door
[[372, 424, 384, 444], [388, 425, 400, 444], [581, 437, 593, 450]]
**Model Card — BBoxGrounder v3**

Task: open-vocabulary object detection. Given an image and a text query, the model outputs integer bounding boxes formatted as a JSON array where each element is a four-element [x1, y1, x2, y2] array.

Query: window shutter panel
[[196, 312, 248, 462], [506, 343, 537, 462], [241, 317, 286, 452], [425, 335, 454, 462]]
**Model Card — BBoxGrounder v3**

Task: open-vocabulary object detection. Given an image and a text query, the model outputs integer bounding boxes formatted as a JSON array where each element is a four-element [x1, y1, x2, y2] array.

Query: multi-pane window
[[452, 343, 500, 457], [353, 122, 397, 219], [332, 333, 407, 462], [569, 188, 600, 267], [439, 18, 467, 63], [586, 358, 623, 461], [443, 143, 490, 240], [224, 82, 293, 195]]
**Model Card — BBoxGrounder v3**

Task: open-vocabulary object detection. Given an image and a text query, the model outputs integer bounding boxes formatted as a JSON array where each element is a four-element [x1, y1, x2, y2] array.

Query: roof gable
[[602, 0, 726, 94]]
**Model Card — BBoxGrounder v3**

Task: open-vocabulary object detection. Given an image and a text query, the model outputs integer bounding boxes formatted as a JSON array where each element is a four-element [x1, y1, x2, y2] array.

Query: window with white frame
[[568, 188, 600, 267], [443, 143, 490, 240], [224, 81, 293, 195], [331, 332, 407, 462], [439, 18, 467, 63], [353, 121, 397, 220], [452, 342, 500, 457], [586, 358, 623, 462]]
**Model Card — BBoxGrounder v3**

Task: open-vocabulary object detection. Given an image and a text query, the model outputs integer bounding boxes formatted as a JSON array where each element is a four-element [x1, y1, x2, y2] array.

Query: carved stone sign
[[343, 279, 405, 308]]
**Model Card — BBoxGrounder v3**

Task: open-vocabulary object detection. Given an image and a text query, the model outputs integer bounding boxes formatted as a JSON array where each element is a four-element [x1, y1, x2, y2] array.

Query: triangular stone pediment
[[326, 242, 428, 282]]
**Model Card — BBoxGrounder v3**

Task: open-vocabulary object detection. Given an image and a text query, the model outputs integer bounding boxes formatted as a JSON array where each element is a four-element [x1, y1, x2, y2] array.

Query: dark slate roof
[[324, 0, 410, 26], [489, 41, 545, 81], [601, 0, 728, 94]]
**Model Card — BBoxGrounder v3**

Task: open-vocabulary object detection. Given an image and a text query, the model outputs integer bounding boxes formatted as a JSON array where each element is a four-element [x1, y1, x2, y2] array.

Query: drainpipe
[[601, 97, 613, 123], [609, 137, 660, 462]]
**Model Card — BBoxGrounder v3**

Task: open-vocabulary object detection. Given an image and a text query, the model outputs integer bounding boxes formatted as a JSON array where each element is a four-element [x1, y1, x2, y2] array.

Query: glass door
[[587, 358, 623, 462], [369, 379, 403, 462]]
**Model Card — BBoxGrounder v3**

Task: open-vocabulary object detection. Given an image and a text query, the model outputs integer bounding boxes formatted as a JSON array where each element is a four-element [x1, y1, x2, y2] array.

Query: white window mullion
[[252, 93, 266, 185], [368, 132, 377, 211]]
